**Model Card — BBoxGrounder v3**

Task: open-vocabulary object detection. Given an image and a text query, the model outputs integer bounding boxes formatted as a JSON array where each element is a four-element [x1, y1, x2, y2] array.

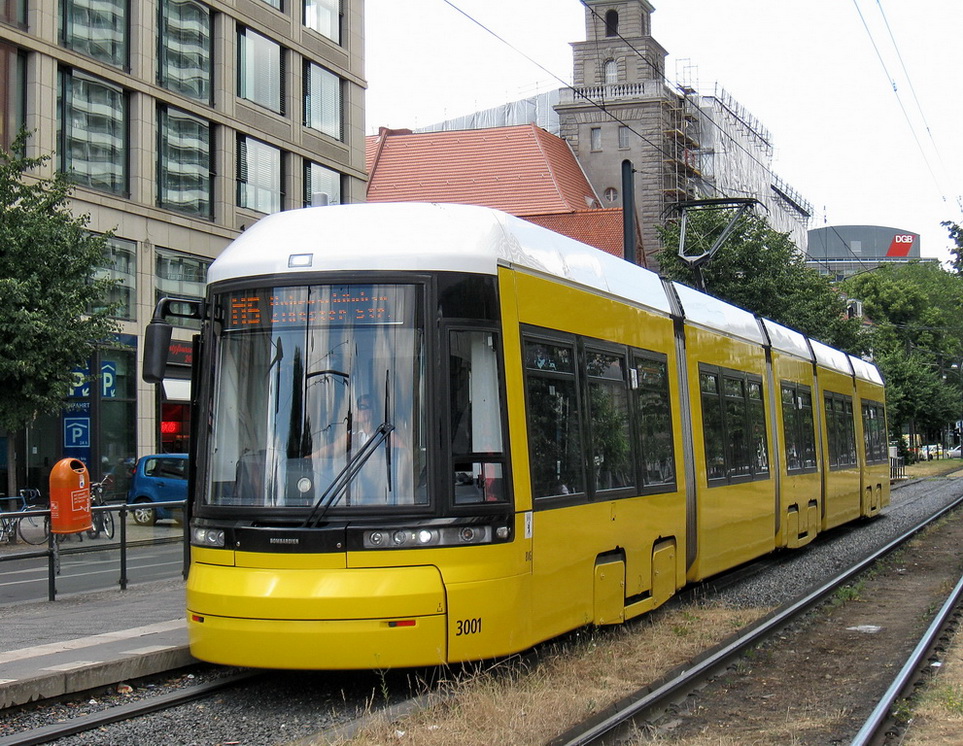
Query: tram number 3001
[[455, 617, 483, 636]]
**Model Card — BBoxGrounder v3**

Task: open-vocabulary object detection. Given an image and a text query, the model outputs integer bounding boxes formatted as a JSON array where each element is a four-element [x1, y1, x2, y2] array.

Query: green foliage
[[657, 208, 866, 354], [941, 220, 963, 275], [0, 131, 119, 433], [842, 261, 963, 441]]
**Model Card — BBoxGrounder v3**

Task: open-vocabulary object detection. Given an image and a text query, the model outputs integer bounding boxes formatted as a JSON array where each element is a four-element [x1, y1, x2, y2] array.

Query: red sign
[[886, 234, 916, 257]]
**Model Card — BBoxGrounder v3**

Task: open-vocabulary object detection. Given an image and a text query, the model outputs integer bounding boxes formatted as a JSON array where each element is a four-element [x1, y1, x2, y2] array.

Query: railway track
[[3, 477, 962, 746], [550, 492, 963, 746]]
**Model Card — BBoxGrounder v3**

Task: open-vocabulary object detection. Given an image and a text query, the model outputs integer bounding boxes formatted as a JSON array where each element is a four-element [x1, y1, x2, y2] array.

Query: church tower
[[556, 1, 701, 267]]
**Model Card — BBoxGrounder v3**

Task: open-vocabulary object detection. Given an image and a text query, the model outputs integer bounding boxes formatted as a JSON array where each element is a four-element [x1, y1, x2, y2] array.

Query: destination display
[[223, 285, 411, 330]]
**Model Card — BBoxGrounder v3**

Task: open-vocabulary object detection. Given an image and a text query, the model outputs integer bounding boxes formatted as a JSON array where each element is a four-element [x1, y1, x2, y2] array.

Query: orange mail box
[[50, 458, 92, 534]]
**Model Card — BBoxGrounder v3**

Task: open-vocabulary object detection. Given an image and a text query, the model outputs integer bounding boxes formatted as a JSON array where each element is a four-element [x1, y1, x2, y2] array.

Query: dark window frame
[[699, 363, 770, 486], [861, 398, 888, 465], [824, 390, 858, 469], [58, 67, 130, 196], [157, 104, 214, 218], [157, 0, 214, 105], [780, 381, 818, 474], [522, 325, 677, 508]]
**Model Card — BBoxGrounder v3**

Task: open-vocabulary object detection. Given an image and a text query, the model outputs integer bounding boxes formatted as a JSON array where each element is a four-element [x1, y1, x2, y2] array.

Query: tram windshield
[[204, 284, 427, 510]]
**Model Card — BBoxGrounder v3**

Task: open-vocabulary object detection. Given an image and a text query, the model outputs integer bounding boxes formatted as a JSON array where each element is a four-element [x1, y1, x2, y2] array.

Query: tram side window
[[586, 350, 632, 492], [748, 380, 769, 476], [524, 339, 585, 498], [861, 400, 887, 464], [825, 392, 857, 468], [781, 382, 817, 473], [632, 354, 675, 489], [700, 364, 769, 485], [700, 371, 726, 481], [449, 330, 508, 504]]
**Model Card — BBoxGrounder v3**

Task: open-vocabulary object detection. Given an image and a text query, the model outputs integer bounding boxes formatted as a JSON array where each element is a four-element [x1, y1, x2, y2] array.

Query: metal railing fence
[[0, 500, 188, 602]]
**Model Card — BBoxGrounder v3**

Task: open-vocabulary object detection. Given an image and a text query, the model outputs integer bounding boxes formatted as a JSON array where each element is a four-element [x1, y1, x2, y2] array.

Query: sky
[[365, 1, 963, 263]]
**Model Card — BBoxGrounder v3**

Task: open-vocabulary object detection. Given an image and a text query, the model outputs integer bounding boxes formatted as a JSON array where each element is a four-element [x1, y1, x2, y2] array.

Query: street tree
[[657, 207, 866, 354], [0, 132, 119, 484], [941, 219, 963, 275], [843, 260, 963, 451]]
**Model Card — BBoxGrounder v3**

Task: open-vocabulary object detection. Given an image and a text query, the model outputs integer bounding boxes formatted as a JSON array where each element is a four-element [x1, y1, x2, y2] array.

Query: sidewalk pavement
[[0, 578, 192, 708]]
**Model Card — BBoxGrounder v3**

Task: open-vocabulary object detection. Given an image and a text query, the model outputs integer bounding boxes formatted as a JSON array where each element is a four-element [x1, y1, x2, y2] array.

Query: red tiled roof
[[525, 210, 628, 259], [365, 124, 601, 216]]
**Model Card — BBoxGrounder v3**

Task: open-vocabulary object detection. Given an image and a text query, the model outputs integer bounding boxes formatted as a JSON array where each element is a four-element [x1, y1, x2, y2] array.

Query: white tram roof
[[208, 203, 673, 315], [809, 338, 855, 376], [671, 281, 766, 345], [759, 319, 813, 361], [849, 355, 884, 385]]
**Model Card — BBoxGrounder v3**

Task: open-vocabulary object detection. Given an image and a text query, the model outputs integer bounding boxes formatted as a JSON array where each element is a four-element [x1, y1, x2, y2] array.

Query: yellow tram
[[142, 203, 888, 669]]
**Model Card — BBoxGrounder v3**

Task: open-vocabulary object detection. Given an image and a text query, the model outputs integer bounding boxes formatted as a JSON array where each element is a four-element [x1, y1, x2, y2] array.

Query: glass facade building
[[0, 0, 365, 495]]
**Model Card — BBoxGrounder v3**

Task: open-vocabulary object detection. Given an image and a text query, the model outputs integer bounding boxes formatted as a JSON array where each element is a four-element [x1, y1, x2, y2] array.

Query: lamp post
[[951, 363, 963, 456]]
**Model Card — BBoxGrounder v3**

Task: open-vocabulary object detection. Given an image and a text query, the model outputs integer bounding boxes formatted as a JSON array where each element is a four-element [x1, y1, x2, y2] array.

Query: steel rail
[[850, 571, 963, 745], [0, 671, 261, 746], [550, 493, 963, 746]]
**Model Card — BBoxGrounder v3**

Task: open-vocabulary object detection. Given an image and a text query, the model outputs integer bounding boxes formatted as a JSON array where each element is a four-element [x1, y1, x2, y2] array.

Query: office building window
[[304, 160, 341, 206], [237, 135, 282, 214], [158, 106, 213, 218], [158, 0, 212, 103], [155, 247, 210, 329], [238, 27, 284, 114], [261, 0, 282, 8], [0, 43, 24, 149], [59, 69, 128, 195], [304, 62, 342, 140], [0, 0, 26, 26], [61, 0, 128, 68], [93, 236, 137, 321], [304, 0, 340, 44]]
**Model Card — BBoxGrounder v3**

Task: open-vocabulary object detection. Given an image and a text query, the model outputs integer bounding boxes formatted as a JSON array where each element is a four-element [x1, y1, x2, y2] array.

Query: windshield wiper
[[302, 421, 394, 528]]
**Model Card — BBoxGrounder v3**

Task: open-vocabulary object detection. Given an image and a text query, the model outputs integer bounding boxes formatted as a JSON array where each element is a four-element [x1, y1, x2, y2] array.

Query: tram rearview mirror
[[143, 319, 173, 384]]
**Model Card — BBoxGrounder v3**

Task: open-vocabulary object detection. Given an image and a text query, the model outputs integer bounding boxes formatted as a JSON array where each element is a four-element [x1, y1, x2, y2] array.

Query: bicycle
[[86, 477, 115, 540], [13, 488, 51, 546]]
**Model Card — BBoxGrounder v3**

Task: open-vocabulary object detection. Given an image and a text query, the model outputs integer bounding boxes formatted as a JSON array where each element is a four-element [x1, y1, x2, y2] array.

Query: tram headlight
[[361, 525, 498, 549], [368, 531, 386, 546], [191, 527, 226, 548]]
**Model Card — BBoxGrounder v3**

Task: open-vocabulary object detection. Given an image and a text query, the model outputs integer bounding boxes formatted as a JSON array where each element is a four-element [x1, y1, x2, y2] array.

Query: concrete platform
[[0, 578, 193, 708]]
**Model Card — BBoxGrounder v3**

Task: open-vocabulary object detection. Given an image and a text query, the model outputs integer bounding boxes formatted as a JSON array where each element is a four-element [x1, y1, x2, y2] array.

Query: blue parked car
[[128, 454, 188, 525]]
